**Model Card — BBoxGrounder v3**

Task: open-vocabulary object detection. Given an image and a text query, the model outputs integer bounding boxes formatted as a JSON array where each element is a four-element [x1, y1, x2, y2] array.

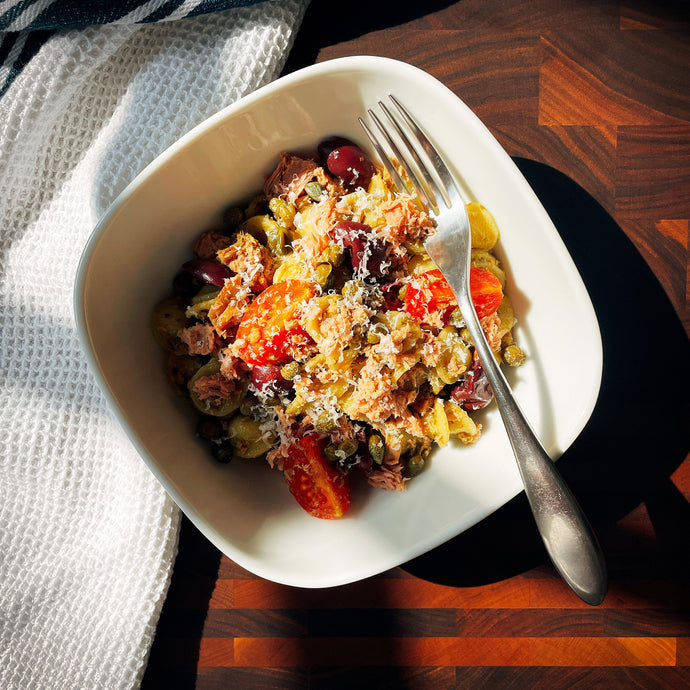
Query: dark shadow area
[[404, 158, 690, 588], [141, 516, 222, 689], [282, 0, 457, 75]]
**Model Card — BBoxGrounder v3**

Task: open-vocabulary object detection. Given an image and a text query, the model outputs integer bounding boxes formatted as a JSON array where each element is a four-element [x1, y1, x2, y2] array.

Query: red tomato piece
[[404, 267, 502, 322], [469, 267, 504, 319], [404, 269, 456, 322], [283, 435, 351, 519], [235, 280, 316, 365]]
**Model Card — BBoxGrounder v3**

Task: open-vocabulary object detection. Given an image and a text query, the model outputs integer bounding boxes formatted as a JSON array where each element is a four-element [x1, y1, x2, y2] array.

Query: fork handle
[[456, 290, 608, 605]]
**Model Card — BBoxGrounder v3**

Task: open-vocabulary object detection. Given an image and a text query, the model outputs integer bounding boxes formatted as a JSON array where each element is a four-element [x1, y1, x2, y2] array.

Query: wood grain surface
[[142, 1, 690, 687]]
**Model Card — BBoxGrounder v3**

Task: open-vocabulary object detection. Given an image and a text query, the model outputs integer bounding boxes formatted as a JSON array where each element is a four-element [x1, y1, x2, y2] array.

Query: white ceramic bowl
[[74, 56, 602, 588]]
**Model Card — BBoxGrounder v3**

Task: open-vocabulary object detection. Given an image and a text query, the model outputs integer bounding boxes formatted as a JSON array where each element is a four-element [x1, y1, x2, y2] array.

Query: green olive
[[187, 359, 246, 418], [165, 353, 200, 394], [227, 415, 274, 458], [151, 297, 189, 353]]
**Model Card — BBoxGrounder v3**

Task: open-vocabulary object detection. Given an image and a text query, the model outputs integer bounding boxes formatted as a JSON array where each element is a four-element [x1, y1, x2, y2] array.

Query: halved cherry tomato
[[469, 267, 504, 319], [235, 280, 316, 365], [404, 267, 502, 323], [283, 435, 351, 519]]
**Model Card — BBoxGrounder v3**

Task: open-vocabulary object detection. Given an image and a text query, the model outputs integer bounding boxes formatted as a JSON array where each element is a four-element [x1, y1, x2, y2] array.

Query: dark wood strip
[[154, 606, 690, 641], [678, 636, 690, 665], [603, 608, 690, 637], [196, 635, 678, 667], [530, 579, 690, 609], [191, 665, 690, 690], [302, 608, 457, 638], [202, 609, 309, 639], [454, 665, 690, 688], [456, 609, 604, 637], [620, 3, 690, 31], [309, 665, 455, 690], [229, 636, 529, 667], [196, 667, 308, 690]]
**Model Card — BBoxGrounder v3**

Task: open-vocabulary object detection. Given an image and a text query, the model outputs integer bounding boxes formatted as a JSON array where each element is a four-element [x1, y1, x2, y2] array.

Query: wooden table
[[142, 2, 690, 687]]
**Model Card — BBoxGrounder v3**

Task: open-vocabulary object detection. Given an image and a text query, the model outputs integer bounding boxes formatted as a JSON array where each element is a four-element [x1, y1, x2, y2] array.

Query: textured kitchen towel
[[0, 1, 309, 687], [0, 0, 280, 97]]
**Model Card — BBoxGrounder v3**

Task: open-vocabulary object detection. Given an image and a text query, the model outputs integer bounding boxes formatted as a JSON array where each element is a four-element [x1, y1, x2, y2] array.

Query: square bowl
[[74, 56, 602, 588]]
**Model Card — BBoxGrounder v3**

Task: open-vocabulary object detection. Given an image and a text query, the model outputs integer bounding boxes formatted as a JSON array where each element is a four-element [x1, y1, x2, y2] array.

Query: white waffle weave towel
[[0, 2, 308, 687]]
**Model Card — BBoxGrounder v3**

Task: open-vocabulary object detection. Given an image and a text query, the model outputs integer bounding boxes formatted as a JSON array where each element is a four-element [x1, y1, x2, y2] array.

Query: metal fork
[[360, 96, 607, 606]]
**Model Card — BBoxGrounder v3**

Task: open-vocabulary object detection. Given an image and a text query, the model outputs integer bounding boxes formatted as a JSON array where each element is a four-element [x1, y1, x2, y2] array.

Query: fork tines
[[359, 95, 455, 215]]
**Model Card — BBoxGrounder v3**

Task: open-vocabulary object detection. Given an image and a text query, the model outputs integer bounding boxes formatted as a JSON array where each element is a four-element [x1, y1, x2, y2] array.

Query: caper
[[305, 181, 326, 201], [338, 440, 359, 458], [368, 433, 385, 465], [323, 444, 339, 462], [503, 344, 526, 367], [407, 454, 425, 477], [324, 440, 358, 462]]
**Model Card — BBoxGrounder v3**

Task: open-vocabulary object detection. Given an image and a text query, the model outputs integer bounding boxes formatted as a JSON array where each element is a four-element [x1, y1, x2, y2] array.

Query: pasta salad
[[151, 137, 525, 519]]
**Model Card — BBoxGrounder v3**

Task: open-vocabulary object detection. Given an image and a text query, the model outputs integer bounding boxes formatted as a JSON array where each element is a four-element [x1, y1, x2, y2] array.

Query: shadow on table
[[282, 0, 457, 75], [404, 158, 690, 589], [141, 517, 222, 688]]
